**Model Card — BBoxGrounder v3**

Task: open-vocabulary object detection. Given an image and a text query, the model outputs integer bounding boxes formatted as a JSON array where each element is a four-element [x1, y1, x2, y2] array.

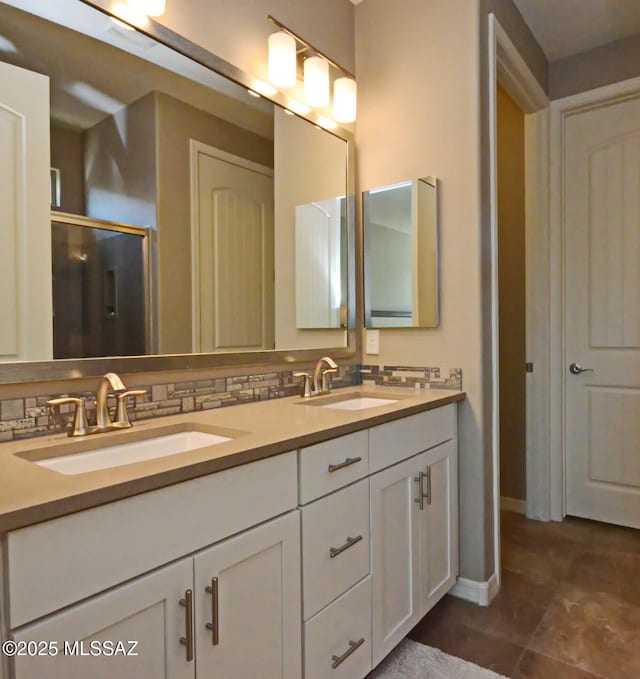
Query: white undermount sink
[[320, 397, 398, 411], [34, 431, 231, 475]]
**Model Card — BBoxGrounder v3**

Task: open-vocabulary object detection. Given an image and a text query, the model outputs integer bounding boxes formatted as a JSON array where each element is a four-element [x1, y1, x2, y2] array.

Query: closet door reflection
[[51, 216, 149, 359]]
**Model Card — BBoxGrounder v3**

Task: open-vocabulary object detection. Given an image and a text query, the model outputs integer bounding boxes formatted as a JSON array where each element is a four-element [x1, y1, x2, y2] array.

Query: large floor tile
[[529, 583, 640, 679], [514, 650, 603, 679], [409, 607, 525, 678]]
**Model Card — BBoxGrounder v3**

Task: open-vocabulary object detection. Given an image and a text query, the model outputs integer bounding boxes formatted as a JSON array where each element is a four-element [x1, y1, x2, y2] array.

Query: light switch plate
[[366, 329, 380, 355]]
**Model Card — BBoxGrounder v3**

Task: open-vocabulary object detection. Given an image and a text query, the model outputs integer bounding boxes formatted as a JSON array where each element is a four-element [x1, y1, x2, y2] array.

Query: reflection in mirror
[[363, 177, 439, 329], [0, 0, 350, 363]]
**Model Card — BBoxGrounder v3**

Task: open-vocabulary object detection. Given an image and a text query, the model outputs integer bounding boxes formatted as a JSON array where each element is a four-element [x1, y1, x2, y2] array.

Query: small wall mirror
[[363, 177, 439, 328]]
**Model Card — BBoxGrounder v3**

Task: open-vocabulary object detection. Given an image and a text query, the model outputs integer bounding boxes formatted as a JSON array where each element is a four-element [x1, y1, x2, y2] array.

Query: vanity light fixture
[[304, 56, 329, 108], [333, 76, 357, 123], [268, 31, 297, 88], [267, 15, 357, 122], [111, 2, 149, 29]]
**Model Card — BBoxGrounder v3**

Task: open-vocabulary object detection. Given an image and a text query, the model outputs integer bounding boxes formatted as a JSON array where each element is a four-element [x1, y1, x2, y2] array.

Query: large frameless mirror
[[0, 0, 355, 382], [363, 177, 439, 329]]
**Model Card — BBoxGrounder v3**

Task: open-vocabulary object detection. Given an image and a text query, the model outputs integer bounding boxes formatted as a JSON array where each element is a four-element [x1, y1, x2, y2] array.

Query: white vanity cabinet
[[13, 557, 195, 679], [370, 413, 458, 667]]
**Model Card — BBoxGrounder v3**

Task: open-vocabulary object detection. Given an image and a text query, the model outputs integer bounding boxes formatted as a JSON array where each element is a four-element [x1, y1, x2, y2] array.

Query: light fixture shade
[[268, 32, 297, 88], [304, 56, 330, 108], [129, 0, 166, 17], [333, 77, 357, 123], [111, 2, 149, 28]]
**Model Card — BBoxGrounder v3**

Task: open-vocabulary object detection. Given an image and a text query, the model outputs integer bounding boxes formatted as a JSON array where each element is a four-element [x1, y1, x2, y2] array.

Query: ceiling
[[351, 0, 640, 62], [511, 0, 640, 61]]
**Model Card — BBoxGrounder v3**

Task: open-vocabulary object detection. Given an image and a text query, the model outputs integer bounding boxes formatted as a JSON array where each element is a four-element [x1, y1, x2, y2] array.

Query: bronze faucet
[[47, 373, 146, 437]]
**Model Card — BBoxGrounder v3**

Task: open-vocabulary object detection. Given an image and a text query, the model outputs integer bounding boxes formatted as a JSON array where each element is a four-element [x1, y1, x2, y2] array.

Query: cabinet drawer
[[301, 479, 370, 619], [299, 430, 369, 504], [304, 577, 372, 679], [7, 451, 297, 628], [369, 405, 455, 473]]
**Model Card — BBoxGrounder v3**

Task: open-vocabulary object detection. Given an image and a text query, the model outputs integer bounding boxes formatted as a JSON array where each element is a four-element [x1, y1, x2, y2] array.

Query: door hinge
[[525, 362, 534, 373]]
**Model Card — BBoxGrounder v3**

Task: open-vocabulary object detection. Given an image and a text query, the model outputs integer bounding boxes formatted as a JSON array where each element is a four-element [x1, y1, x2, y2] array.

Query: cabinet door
[[370, 455, 420, 666], [13, 558, 194, 679], [194, 511, 301, 679], [416, 440, 459, 616]]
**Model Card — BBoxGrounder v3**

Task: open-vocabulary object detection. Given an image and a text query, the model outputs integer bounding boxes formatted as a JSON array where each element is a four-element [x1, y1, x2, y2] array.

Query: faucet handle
[[294, 372, 313, 399], [114, 390, 147, 428], [321, 368, 338, 393], [47, 397, 90, 437]]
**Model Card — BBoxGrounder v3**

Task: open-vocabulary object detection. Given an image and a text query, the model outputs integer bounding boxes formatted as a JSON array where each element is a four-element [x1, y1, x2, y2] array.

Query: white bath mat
[[369, 639, 508, 679]]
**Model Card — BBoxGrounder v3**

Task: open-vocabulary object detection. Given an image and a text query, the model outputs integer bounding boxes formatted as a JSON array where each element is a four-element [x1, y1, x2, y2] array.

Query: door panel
[[13, 559, 194, 679], [565, 94, 640, 527], [0, 61, 52, 362], [193, 145, 274, 352], [370, 456, 419, 666], [194, 511, 301, 679]]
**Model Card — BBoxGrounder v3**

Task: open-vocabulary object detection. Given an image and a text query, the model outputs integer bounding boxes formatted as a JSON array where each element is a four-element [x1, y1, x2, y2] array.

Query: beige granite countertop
[[0, 386, 465, 532]]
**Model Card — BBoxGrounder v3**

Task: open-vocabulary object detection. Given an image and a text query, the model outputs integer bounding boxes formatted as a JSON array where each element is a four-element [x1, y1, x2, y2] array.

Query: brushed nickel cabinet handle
[[329, 535, 363, 558], [331, 638, 365, 669], [414, 471, 427, 510], [179, 589, 194, 662], [205, 577, 219, 645], [328, 456, 362, 473], [426, 466, 432, 506]]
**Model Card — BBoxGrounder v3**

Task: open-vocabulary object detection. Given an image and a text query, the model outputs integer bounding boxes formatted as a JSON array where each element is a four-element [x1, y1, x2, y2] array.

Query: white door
[[565, 93, 640, 527], [13, 558, 194, 679], [416, 441, 458, 613], [193, 511, 301, 679], [370, 455, 420, 667], [191, 142, 274, 352], [0, 61, 52, 362]]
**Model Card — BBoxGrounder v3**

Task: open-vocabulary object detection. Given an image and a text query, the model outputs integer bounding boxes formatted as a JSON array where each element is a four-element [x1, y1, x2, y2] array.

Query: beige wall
[[84, 93, 158, 228], [356, 0, 487, 581], [50, 124, 85, 215], [356, 0, 546, 582], [155, 92, 273, 354], [497, 85, 526, 502], [550, 32, 640, 100], [274, 107, 347, 350]]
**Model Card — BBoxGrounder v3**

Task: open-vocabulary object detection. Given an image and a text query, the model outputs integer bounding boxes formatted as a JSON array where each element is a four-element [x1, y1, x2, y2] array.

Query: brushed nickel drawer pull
[[329, 535, 363, 558], [205, 577, 220, 645], [328, 456, 362, 473], [414, 471, 427, 511], [179, 589, 194, 662], [331, 638, 365, 669]]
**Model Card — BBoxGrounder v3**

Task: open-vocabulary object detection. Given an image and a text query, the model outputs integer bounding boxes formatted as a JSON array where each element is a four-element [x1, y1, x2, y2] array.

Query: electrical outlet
[[366, 329, 380, 355]]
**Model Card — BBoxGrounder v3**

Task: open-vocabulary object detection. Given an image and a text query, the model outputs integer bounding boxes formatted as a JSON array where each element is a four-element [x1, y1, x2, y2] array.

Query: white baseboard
[[450, 573, 500, 607], [500, 496, 526, 515]]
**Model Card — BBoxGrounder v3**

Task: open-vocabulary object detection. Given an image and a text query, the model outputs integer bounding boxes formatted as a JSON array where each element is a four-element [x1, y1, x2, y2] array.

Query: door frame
[[549, 75, 640, 520], [189, 139, 274, 352], [488, 14, 550, 583]]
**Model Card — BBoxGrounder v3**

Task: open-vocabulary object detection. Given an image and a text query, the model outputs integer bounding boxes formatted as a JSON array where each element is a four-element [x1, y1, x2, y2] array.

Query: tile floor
[[409, 511, 640, 679]]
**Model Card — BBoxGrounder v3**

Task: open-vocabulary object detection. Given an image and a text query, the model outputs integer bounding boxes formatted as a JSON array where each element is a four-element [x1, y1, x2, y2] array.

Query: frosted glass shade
[[304, 56, 330, 108], [333, 77, 357, 123], [268, 32, 297, 88], [130, 0, 166, 16]]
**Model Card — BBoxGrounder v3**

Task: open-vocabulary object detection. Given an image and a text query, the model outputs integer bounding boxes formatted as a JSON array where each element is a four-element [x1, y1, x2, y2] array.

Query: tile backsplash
[[0, 363, 462, 443], [360, 365, 462, 391], [0, 365, 360, 443]]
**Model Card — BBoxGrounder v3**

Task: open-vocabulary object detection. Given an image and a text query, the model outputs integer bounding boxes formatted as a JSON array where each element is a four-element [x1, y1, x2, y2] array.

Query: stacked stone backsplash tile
[[0, 365, 360, 443], [360, 365, 462, 390]]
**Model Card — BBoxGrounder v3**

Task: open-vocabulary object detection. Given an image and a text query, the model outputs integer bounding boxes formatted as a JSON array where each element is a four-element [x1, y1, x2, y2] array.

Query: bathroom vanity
[[0, 387, 463, 679]]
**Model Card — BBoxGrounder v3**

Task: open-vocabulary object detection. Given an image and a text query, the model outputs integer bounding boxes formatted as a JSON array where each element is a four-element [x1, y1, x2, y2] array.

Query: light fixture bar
[[267, 15, 355, 80]]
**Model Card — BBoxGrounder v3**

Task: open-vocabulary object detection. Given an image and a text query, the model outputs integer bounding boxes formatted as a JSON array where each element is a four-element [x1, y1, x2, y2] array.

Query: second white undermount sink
[[34, 431, 231, 475], [320, 397, 399, 411]]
